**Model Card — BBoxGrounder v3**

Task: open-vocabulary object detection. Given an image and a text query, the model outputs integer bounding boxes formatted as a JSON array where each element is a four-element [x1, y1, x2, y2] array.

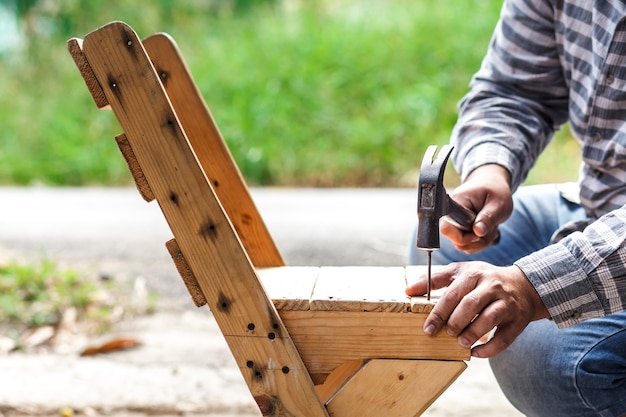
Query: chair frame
[[68, 21, 469, 417]]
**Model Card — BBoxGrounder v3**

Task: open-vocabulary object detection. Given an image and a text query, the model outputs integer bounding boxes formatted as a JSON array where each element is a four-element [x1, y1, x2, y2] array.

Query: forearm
[[450, 0, 569, 191], [451, 90, 560, 191]]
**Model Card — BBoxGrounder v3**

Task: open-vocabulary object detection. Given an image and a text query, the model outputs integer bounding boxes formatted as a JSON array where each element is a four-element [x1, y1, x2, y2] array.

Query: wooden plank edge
[[67, 37, 110, 109], [114, 133, 155, 202], [165, 238, 207, 307]]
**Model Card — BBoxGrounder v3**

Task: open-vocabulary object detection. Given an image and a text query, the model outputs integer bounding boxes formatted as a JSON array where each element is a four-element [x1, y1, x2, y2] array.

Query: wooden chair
[[67, 21, 469, 417]]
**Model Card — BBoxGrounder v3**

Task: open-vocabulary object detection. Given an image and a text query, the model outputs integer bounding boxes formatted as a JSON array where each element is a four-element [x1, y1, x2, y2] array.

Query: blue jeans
[[408, 184, 626, 417]]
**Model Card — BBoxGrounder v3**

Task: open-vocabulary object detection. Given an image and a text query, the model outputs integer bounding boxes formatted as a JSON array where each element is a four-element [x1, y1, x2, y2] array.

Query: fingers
[[442, 164, 513, 254], [440, 218, 500, 253], [405, 264, 455, 296], [426, 288, 508, 350], [423, 283, 482, 337], [470, 320, 523, 358], [421, 264, 472, 335], [451, 298, 507, 348], [421, 264, 537, 358]]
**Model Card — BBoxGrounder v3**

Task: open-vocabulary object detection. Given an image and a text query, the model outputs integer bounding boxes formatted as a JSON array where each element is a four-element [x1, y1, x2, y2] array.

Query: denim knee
[[490, 314, 626, 417], [575, 314, 626, 416]]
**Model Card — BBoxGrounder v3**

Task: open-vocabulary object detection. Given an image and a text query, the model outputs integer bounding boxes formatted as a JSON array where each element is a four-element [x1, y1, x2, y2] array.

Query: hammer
[[416, 145, 476, 300]]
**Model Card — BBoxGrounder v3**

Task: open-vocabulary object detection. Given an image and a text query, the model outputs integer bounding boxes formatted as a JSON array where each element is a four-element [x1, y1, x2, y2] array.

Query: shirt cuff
[[515, 242, 604, 328], [456, 144, 522, 190]]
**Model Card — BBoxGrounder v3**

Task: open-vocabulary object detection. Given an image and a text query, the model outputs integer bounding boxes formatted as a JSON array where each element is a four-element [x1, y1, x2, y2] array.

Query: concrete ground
[[0, 187, 523, 417]]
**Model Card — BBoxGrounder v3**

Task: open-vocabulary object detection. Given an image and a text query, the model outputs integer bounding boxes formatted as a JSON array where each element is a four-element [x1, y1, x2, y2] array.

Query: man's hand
[[406, 261, 550, 358], [443, 164, 513, 253]]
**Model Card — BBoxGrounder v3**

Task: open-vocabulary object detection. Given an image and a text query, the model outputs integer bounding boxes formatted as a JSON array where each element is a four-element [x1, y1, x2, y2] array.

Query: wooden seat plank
[[310, 266, 410, 312], [257, 266, 319, 311]]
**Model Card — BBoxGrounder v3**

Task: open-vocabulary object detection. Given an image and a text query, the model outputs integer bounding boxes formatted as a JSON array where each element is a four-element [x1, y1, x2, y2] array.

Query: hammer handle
[[446, 195, 476, 232]]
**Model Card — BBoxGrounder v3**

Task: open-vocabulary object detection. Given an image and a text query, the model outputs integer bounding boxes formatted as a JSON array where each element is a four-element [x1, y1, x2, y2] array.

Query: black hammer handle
[[445, 194, 476, 232]]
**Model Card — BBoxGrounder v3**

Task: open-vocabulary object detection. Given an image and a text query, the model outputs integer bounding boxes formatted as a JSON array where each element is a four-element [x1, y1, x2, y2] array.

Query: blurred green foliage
[[0, 259, 93, 328], [0, 257, 156, 350], [0, 0, 580, 186]]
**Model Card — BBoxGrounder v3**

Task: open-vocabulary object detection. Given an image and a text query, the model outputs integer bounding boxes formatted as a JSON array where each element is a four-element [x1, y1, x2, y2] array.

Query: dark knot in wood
[[254, 394, 275, 416]]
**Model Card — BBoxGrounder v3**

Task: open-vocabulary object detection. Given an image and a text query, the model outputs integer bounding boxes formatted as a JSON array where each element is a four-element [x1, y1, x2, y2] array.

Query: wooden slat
[[326, 359, 467, 417], [314, 359, 365, 403], [311, 266, 409, 312], [258, 266, 441, 313], [79, 22, 327, 417], [279, 310, 470, 381], [67, 38, 110, 109], [141, 33, 284, 268], [166, 238, 206, 307], [257, 267, 319, 311], [114, 133, 155, 202]]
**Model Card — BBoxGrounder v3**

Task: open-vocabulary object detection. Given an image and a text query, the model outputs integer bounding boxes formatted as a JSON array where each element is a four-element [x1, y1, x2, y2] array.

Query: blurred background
[[0, 0, 581, 188], [0, 3, 573, 414]]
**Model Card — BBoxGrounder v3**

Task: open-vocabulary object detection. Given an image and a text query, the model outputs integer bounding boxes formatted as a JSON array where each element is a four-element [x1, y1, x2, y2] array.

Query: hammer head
[[416, 144, 455, 250]]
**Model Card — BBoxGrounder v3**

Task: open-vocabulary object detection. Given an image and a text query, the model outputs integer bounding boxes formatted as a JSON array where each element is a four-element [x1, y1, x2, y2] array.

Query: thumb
[[472, 197, 510, 238], [473, 219, 490, 238]]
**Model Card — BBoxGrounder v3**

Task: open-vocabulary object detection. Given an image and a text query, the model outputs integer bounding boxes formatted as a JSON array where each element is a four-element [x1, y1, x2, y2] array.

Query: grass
[[0, 258, 154, 351], [183, 1, 511, 185], [0, 0, 581, 187]]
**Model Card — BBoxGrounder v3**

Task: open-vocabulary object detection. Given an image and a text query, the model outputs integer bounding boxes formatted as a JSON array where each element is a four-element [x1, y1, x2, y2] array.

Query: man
[[407, 1, 626, 416]]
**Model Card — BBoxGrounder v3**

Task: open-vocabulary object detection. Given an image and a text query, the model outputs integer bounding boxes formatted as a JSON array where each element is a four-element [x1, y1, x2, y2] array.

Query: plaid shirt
[[451, 0, 626, 327]]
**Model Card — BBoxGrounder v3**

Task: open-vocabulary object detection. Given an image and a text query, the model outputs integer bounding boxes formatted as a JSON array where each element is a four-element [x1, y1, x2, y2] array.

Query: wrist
[[512, 265, 550, 321], [465, 164, 512, 189]]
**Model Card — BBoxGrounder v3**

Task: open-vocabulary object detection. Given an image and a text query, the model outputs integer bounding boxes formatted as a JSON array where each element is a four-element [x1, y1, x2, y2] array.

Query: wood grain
[[280, 310, 470, 379], [326, 359, 467, 417]]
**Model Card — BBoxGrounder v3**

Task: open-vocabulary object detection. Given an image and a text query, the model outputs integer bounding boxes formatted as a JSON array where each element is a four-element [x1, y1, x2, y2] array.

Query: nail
[[424, 324, 436, 336]]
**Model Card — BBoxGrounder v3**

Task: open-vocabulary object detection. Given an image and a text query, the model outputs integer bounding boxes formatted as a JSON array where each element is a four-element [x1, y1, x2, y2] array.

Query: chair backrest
[[68, 21, 329, 417]]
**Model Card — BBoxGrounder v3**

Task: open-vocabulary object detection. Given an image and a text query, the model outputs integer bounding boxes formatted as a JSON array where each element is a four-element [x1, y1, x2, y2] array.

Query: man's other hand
[[406, 261, 550, 358]]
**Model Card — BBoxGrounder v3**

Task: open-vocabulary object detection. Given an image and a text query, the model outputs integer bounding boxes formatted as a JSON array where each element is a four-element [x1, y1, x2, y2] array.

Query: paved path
[[0, 187, 523, 416]]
